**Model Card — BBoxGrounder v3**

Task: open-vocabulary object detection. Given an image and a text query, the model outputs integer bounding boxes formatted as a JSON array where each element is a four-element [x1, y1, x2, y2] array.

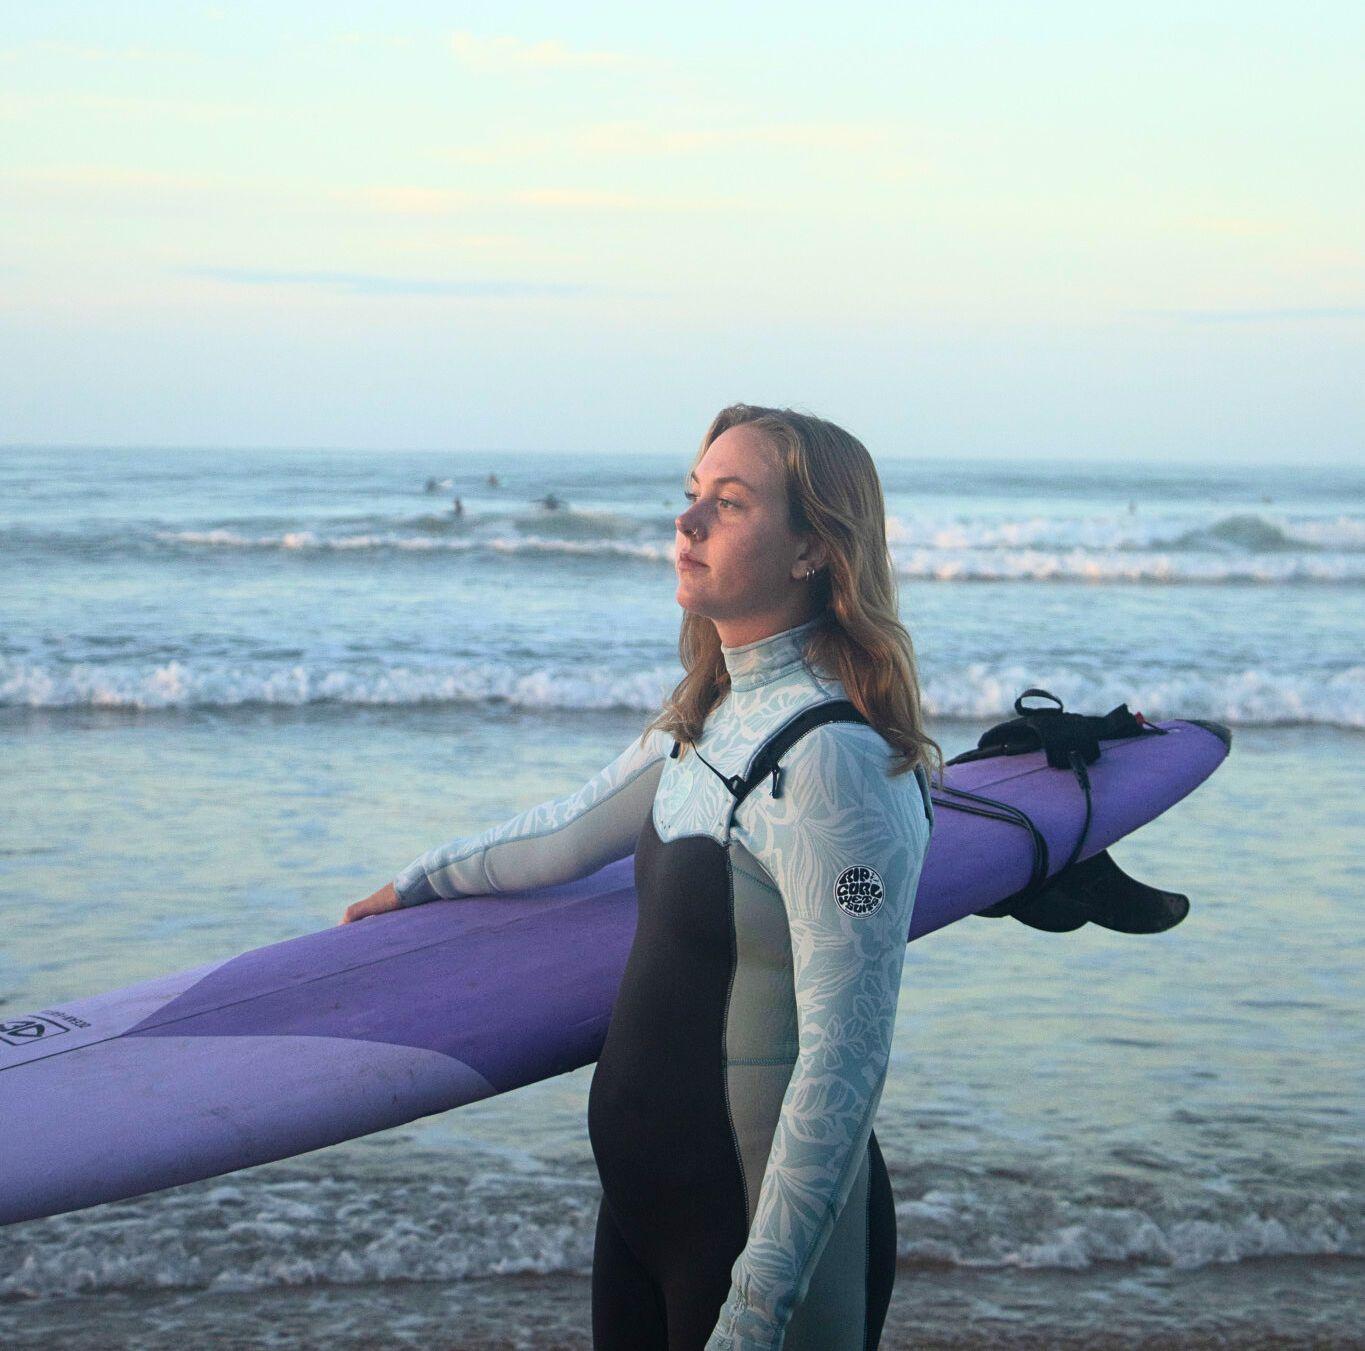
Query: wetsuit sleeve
[[391, 727, 670, 906], [707, 724, 934, 1351]]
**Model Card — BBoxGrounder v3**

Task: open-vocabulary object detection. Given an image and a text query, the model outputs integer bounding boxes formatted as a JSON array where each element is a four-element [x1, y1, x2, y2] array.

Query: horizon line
[[1, 441, 1359, 473]]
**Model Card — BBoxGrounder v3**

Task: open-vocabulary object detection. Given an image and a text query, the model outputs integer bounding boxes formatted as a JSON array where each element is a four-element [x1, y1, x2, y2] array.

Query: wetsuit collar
[[721, 616, 824, 692]]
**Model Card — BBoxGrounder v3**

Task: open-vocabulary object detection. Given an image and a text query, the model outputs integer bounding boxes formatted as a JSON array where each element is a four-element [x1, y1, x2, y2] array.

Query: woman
[[343, 404, 941, 1350]]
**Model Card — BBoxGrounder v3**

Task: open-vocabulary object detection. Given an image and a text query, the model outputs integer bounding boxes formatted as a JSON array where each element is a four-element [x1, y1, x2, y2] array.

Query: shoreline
[[4, 1255, 1363, 1349]]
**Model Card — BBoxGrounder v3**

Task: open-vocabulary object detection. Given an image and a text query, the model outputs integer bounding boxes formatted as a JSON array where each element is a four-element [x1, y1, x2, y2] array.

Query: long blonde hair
[[645, 403, 943, 785]]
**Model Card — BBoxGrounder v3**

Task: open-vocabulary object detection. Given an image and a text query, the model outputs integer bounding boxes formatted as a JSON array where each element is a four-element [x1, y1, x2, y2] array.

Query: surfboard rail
[[0, 717, 1230, 1227]]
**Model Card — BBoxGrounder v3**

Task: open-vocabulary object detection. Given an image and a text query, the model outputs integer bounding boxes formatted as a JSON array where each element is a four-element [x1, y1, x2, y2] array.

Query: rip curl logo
[[834, 865, 884, 917], [0, 1015, 72, 1047]]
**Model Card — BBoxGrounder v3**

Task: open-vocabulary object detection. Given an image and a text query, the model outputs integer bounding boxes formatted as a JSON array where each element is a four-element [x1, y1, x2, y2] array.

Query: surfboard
[[0, 716, 1230, 1227]]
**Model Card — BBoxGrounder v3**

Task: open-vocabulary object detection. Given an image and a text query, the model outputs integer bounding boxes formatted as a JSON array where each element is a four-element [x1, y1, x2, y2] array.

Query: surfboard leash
[[933, 687, 1176, 929]]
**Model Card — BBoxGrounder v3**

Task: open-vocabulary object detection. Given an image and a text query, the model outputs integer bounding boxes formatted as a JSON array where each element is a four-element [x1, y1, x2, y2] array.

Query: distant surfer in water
[[345, 405, 940, 1349]]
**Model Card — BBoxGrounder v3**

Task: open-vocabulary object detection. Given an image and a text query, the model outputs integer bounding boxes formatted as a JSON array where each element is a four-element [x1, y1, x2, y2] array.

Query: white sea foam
[[0, 1162, 1357, 1302], [0, 657, 680, 715], [8, 507, 1362, 584], [918, 663, 1365, 728], [884, 509, 1365, 555], [890, 545, 1365, 584], [154, 528, 674, 563], [897, 1184, 1359, 1271], [158, 528, 1365, 582], [2, 656, 1360, 726], [0, 1171, 601, 1300], [1288, 514, 1365, 549], [138, 509, 1365, 584]]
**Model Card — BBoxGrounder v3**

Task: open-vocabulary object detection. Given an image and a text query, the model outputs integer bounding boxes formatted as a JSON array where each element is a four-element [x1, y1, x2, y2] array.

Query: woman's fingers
[[340, 885, 398, 925]]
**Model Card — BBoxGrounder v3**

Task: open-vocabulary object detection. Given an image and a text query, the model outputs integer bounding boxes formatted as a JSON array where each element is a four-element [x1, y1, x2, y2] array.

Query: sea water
[[1, 445, 1361, 1348]]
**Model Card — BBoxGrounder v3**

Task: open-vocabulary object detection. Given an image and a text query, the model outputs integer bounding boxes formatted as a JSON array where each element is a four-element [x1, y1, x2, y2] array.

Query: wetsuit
[[393, 616, 935, 1350]]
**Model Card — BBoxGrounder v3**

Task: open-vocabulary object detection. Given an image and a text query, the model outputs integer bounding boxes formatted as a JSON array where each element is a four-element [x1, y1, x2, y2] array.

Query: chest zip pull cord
[[682, 742, 747, 797]]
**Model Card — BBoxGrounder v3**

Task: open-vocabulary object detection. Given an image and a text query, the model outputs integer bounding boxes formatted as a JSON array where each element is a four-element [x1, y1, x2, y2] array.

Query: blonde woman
[[345, 404, 939, 1349]]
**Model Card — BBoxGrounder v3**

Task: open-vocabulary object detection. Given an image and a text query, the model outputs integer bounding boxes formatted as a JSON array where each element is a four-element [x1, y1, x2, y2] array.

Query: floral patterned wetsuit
[[394, 617, 935, 1350]]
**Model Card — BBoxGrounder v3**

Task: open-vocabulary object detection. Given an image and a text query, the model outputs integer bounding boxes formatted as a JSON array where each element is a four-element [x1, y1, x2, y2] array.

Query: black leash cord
[[929, 750, 1095, 905], [1056, 750, 1094, 877], [928, 782, 1051, 896], [692, 715, 1096, 908]]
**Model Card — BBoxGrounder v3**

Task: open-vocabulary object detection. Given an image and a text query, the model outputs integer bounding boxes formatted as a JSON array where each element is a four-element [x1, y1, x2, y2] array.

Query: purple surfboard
[[0, 717, 1229, 1227]]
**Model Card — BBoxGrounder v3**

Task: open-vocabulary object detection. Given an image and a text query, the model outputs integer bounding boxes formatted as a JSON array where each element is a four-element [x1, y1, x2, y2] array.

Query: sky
[[1, 2, 1362, 463]]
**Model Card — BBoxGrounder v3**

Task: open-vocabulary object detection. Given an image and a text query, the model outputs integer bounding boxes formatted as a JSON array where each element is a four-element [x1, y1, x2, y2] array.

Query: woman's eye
[[680, 490, 738, 509]]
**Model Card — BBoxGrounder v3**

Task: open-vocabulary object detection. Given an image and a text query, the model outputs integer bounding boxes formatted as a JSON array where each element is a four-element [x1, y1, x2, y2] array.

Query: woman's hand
[[340, 882, 401, 925]]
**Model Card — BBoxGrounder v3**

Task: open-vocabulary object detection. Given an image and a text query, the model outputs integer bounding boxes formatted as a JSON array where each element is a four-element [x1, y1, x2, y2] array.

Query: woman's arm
[[707, 723, 933, 1351], [342, 726, 669, 922]]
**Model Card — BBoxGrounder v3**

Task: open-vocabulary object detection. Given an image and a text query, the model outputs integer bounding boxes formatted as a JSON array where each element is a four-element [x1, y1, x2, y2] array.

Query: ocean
[[1, 444, 1361, 1348]]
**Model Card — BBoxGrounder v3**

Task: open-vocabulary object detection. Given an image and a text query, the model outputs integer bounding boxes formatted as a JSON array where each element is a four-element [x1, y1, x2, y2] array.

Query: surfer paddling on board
[[343, 405, 941, 1350]]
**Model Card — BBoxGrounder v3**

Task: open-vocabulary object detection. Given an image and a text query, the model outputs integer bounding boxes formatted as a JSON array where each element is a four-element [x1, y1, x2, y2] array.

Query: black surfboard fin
[[974, 849, 1190, 934]]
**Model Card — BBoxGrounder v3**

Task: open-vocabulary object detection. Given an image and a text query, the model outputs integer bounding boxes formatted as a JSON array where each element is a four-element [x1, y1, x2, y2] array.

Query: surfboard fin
[[974, 849, 1190, 934]]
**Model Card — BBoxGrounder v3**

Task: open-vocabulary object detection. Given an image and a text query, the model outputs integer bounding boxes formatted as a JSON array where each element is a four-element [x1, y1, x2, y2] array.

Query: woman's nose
[[676, 502, 703, 536]]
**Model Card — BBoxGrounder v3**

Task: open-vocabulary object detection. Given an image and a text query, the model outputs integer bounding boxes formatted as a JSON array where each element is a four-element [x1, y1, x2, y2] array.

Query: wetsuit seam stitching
[[788, 1094, 880, 1310], [720, 846, 752, 1231], [862, 1143, 874, 1351], [730, 860, 778, 892]]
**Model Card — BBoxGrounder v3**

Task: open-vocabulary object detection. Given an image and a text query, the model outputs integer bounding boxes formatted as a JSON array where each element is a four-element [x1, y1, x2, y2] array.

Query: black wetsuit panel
[[587, 815, 750, 1277]]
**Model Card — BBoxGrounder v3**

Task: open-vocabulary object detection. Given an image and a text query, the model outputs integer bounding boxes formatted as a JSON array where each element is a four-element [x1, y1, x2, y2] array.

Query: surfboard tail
[[975, 849, 1191, 934]]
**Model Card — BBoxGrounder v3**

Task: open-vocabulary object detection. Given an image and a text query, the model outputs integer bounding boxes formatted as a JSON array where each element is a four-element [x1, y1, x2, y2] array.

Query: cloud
[[2, 41, 186, 62], [1154, 306, 1365, 323], [12, 168, 740, 219], [448, 32, 629, 72], [1181, 216, 1285, 239], [182, 267, 595, 298], [576, 122, 891, 156], [337, 183, 743, 214], [511, 187, 665, 209], [333, 32, 416, 50], [1, 92, 255, 121], [17, 166, 223, 195], [335, 186, 479, 215], [436, 120, 895, 165]]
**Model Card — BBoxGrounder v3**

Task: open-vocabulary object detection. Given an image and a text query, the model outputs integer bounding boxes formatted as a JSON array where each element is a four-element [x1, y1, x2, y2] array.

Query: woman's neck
[[719, 615, 824, 693]]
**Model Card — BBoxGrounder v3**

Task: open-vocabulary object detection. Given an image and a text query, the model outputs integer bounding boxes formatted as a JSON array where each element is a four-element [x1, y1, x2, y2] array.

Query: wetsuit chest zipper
[[675, 703, 863, 838]]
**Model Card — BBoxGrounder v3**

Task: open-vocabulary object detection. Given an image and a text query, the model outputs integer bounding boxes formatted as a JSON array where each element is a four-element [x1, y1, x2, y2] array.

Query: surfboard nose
[[1186, 718, 1233, 750]]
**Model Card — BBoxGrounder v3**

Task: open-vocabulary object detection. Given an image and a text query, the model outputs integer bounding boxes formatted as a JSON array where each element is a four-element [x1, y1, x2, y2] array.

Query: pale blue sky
[[2, 2, 1361, 462]]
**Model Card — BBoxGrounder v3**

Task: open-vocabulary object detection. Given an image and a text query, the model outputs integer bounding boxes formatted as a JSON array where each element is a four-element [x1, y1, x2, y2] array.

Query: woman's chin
[[675, 580, 710, 615]]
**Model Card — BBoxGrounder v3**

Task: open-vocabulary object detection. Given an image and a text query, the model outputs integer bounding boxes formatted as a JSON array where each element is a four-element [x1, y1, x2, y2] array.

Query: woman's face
[[674, 424, 825, 641]]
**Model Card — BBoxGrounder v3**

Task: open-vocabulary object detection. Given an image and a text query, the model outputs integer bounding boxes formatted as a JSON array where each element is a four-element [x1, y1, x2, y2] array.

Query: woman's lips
[[677, 552, 706, 571]]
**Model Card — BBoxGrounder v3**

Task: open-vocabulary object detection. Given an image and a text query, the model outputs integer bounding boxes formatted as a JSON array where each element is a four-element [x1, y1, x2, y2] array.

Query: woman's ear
[[793, 532, 828, 578]]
